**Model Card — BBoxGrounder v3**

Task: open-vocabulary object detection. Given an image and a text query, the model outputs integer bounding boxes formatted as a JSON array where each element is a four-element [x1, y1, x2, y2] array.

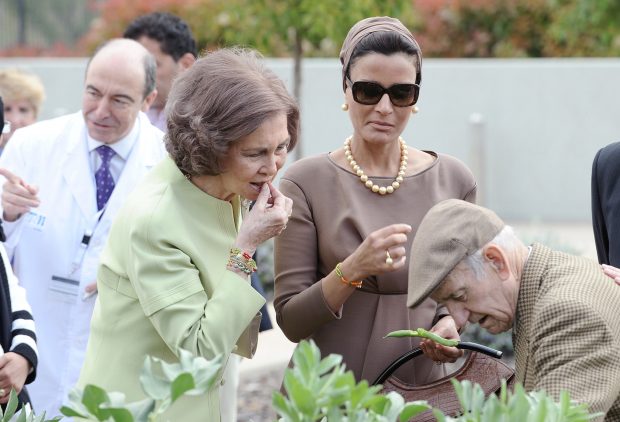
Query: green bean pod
[[385, 327, 459, 347], [415, 328, 459, 347], [384, 330, 419, 338]]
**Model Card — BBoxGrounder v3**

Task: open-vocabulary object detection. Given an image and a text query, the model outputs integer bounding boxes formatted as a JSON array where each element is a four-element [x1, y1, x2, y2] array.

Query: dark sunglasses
[[347, 77, 420, 107]]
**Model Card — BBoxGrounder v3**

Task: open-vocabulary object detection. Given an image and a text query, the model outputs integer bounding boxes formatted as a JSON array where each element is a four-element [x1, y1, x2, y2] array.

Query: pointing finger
[[0, 167, 23, 184]]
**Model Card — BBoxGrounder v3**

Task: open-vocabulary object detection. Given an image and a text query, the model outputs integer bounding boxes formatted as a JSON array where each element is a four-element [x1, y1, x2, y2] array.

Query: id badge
[[49, 275, 79, 303], [24, 210, 47, 232]]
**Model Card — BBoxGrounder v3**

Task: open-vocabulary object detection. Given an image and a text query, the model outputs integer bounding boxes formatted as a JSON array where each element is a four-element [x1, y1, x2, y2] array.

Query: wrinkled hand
[[341, 224, 412, 281], [0, 352, 30, 404], [0, 167, 39, 222], [420, 316, 463, 363], [602, 264, 620, 285], [235, 182, 292, 253]]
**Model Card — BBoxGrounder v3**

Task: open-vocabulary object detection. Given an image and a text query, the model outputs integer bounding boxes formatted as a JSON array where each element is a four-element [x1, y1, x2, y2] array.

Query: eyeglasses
[[347, 77, 420, 107]]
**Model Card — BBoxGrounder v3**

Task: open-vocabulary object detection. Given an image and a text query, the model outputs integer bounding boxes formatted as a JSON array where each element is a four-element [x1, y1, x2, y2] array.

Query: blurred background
[[2, 1, 618, 418]]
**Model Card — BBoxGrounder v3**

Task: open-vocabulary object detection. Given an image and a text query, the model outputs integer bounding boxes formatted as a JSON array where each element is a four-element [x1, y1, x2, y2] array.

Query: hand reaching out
[[602, 264, 620, 285], [420, 316, 463, 364], [0, 168, 39, 222]]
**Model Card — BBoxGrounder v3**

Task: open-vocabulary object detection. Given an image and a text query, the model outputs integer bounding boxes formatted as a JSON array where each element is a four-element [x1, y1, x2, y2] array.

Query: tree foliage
[[413, 0, 620, 57], [2, 0, 620, 58]]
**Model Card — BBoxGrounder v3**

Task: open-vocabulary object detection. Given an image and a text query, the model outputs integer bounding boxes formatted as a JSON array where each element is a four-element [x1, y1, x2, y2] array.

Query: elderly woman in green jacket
[[78, 48, 299, 421]]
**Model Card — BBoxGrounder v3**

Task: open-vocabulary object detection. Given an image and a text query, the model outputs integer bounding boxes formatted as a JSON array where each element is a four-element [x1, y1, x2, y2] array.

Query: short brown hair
[[166, 48, 300, 176], [0, 68, 46, 116]]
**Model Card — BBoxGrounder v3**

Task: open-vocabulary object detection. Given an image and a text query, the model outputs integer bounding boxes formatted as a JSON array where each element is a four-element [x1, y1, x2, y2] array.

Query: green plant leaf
[[170, 373, 196, 402], [316, 354, 342, 376], [139, 357, 170, 400], [399, 401, 431, 421], [3, 389, 19, 420], [98, 407, 134, 422], [286, 373, 315, 416], [82, 384, 110, 419], [124, 398, 155, 421], [13, 408, 27, 422], [59, 406, 88, 418], [272, 392, 299, 421]]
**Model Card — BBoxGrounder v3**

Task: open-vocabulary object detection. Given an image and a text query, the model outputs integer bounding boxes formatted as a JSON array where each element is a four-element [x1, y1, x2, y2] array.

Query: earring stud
[[341, 103, 349, 111], [411, 105, 419, 114]]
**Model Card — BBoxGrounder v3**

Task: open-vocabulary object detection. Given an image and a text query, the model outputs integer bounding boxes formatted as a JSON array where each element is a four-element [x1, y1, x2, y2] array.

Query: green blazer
[[78, 157, 265, 421], [514, 244, 620, 421]]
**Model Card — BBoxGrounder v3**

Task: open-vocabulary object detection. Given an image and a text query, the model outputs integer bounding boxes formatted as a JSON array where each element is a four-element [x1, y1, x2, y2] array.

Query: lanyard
[[68, 207, 106, 278]]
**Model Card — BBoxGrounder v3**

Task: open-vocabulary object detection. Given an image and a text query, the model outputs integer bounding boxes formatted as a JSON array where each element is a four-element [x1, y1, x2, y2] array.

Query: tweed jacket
[[514, 243, 620, 421]]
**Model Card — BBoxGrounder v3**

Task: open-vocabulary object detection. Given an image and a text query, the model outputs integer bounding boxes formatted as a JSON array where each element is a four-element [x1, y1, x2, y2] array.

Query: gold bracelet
[[228, 248, 257, 275], [335, 263, 362, 288]]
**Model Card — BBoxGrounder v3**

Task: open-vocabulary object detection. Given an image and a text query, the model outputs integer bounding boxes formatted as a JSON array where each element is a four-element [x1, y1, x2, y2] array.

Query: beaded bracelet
[[335, 263, 362, 288], [228, 248, 257, 275]]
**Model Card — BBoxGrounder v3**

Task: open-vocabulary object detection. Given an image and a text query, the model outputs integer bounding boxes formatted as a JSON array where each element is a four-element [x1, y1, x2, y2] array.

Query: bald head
[[82, 38, 158, 144], [87, 38, 156, 99]]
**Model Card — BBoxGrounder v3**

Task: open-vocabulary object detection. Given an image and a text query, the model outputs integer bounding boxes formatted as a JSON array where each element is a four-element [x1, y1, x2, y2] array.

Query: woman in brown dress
[[274, 16, 477, 385]]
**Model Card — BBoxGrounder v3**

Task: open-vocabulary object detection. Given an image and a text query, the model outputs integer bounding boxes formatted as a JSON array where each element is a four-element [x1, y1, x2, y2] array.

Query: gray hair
[[142, 53, 156, 99], [448, 226, 522, 282]]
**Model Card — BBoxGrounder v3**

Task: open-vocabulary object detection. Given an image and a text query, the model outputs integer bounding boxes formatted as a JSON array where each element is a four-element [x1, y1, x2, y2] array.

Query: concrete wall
[[2, 57, 619, 222]]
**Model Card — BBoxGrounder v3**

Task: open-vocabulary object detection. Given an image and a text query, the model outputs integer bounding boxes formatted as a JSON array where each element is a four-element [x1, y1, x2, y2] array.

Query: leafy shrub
[[434, 379, 601, 422], [278, 340, 602, 422], [273, 340, 430, 421], [0, 390, 60, 422], [60, 349, 222, 422]]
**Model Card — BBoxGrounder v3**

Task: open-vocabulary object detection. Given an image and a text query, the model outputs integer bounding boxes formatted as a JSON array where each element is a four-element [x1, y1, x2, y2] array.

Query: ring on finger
[[435, 361, 442, 366], [385, 250, 393, 266]]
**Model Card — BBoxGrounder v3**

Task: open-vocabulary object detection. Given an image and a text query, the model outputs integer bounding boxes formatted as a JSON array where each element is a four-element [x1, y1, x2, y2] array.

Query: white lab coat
[[0, 111, 166, 416]]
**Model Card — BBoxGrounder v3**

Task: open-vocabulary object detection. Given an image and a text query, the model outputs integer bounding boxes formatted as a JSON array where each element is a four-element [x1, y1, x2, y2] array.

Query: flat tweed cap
[[407, 199, 505, 308]]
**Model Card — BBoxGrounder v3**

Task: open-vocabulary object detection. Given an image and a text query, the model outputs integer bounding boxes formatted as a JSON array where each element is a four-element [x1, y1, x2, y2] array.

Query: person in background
[[274, 16, 476, 385], [407, 199, 620, 421], [0, 69, 45, 154], [123, 12, 196, 131], [78, 47, 298, 421], [0, 39, 165, 416], [591, 143, 620, 280], [125, 13, 274, 419], [0, 104, 38, 410]]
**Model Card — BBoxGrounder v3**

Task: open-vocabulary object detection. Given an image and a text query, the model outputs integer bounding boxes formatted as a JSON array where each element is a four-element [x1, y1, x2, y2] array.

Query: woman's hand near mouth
[[235, 182, 292, 254]]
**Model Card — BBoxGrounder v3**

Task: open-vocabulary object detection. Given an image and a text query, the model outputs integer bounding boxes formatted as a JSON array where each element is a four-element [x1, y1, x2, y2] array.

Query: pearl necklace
[[343, 136, 408, 195]]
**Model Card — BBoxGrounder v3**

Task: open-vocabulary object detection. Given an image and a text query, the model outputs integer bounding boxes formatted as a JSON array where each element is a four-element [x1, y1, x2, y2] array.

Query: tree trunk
[[293, 28, 303, 160]]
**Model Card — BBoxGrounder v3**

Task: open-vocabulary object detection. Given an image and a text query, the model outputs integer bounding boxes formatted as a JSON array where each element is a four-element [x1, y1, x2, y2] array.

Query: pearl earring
[[411, 105, 419, 114], [341, 103, 349, 111]]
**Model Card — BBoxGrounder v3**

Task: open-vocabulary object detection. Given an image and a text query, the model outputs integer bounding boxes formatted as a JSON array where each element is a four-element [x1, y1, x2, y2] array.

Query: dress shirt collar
[[86, 119, 140, 161]]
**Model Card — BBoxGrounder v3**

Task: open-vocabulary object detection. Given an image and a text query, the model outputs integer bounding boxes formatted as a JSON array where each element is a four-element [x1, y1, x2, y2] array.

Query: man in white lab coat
[[0, 39, 166, 417]]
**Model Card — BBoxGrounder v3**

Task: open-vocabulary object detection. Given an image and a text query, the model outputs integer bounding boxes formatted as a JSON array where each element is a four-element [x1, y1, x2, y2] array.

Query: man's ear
[[482, 244, 511, 280], [178, 53, 195, 71], [141, 89, 158, 112]]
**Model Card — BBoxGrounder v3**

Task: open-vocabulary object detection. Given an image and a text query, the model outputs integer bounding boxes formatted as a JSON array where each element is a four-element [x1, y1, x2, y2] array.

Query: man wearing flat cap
[[407, 199, 620, 421]]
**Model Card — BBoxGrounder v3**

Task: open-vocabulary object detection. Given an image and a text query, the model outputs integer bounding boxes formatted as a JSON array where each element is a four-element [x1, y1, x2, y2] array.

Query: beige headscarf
[[339, 16, 422, 92]]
